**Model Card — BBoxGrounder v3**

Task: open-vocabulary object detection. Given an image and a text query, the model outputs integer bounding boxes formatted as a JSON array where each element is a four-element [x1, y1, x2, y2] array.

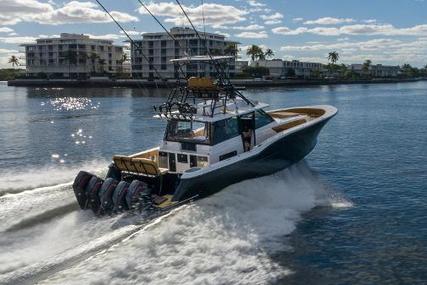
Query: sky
[[1, 0, 427, 68]]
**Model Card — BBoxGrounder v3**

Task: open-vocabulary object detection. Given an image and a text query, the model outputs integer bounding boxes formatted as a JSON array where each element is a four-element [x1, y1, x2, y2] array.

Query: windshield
[[166, 120, 210, 144]]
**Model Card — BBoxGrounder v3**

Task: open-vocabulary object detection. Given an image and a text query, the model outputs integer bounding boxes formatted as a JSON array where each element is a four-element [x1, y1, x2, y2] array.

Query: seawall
[[6, 78, 425, 88]]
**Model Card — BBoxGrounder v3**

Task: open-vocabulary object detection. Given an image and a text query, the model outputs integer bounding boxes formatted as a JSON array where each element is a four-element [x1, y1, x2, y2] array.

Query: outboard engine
[[73, 171, 94, 209], [98, 178, 119, 215], [126, 180, 151, 211], [85, 176, 104, 213], [106, 163, 121, 181], [112, 181, 130, 212]]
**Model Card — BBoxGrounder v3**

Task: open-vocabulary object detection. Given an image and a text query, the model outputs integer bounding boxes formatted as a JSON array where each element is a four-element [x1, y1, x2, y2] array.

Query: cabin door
[[239, 113, 255, 152]]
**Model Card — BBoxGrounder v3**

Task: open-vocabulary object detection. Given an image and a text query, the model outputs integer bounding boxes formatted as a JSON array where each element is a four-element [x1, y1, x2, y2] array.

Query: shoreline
[[6, 77, 426, 88]]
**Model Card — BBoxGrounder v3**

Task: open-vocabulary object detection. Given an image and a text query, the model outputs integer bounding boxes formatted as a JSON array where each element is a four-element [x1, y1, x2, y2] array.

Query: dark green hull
[[173, 119, 330, 201]]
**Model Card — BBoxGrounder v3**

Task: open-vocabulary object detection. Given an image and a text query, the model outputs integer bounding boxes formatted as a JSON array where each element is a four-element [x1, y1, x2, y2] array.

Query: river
[[0, 81, 426, 284]]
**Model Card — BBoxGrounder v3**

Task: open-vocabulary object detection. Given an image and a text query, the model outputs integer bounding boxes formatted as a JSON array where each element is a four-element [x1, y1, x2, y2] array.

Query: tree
[[246, 45, 264, 62], [401, 64, 418, 78], [328, 51, 339, 65], [242, 66, 269, 78], [117, 53, 128, 77], [362, 59, 372, 72], [224, 43, 239, 57], [265, 48, 275, 59], [98, 58, 106, 74], [88, 53, 99, 75], [64, 50, 78, 78], [8, 55, 20, 67]]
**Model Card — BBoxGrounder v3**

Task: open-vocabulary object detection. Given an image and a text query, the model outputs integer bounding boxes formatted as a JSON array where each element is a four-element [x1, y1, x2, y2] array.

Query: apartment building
[[21, 33, 125, 79], [350, 64, 400, 78], [252, 59, 323, 79], [131, 27, 238, 80]]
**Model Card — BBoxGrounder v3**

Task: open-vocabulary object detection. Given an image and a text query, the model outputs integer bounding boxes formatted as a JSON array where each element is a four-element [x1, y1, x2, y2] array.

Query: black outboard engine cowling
[[85, 176, 104, 214], [113, 181, 130, 212], [98, 178, 119, 215], [126, 180, 151, 211], [73, 171, 94, 209]]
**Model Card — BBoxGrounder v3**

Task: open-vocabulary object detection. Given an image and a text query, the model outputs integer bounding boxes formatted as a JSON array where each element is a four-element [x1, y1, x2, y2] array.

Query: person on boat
[[242, 125, 252, 152]]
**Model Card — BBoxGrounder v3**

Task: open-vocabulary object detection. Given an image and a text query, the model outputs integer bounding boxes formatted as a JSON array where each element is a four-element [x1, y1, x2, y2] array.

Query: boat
[[72, 55, 337, 216]]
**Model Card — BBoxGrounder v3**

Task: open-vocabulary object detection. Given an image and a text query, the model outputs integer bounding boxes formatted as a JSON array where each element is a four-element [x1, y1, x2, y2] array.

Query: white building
[[251, 59, 323, 79], [251, 59, 284, 78], [131, 27, 238, 80], [283, 60, 323, 79], [21, 33, 125, 79], [350, 64, 400, 78], [235, 60, 249, 74]]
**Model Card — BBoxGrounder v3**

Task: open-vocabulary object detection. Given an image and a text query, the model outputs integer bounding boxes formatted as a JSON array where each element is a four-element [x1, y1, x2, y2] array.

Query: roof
[[170, 56, 235, 63], [154, 99, 269, 123]]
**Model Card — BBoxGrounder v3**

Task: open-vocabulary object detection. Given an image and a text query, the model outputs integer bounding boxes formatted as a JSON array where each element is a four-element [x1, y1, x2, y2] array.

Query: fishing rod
[[94, 0, 165, 82], [173, 0, 237, 86], [136, 0, 189, 81], [173, 0, 254, 106]]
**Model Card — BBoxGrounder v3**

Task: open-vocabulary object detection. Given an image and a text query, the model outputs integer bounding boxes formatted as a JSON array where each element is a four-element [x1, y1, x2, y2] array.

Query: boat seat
[[187, 77, 218, 91], [272, 119, 307, 133], [113, 155, 168, 177]]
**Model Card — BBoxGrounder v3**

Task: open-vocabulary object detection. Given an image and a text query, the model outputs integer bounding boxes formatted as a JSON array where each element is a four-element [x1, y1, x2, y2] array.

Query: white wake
[[0, 162, 351, 285]]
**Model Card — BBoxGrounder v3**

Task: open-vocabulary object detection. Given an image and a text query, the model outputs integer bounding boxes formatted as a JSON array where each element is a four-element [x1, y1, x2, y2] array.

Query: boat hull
[[173, 117, 330, 201]]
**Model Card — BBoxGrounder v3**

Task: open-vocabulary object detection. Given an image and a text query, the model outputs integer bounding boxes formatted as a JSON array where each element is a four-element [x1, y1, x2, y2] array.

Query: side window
[[213, 117, 240, 144], [255, 110, 274, 129]]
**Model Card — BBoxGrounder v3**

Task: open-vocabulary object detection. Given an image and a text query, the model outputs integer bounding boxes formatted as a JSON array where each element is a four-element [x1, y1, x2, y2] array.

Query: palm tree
[[87, 53, 99, 75], [265, 48, 275, 59], [8, 55, 20, 67], [224, 43, 239, 57], [362, 59, 372, 72], [98, 58, 106, 74], [246, 45, 264, 62], [117, 53, 128, 76], [328, 51, 339, 65], [64, 50, 78, 78]]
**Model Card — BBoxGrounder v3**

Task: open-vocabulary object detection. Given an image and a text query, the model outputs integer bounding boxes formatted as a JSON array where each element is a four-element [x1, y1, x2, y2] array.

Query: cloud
[[260, 12, 283, 25], [138, 2, 247, 28], [235, 31, 268, 39], [32, 1, 138, 25], [247, 0, 266, 7], [0, 0, 138, 26], [0, 0, 53, 25], [0, 36, 38, 44], [0, 27, 14, 33], [272, 24, 427, 36], [259, 12, 284, 25], [260, 12, 284, 21], [233, 24, 265, 30], [278, 37, 427, 66], [0, 48, 19, 54], [303, 17, 355, 25]]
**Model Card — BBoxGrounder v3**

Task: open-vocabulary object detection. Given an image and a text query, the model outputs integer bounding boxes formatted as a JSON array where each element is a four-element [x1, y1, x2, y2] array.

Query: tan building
[[21, 33, 125, 79]]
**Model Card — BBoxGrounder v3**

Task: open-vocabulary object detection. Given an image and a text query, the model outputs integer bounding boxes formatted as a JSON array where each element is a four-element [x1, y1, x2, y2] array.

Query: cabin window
[[212, 117, 240, 144], [166, 120, 210, 144], [255, 110, 274, 129], [159, 152, 168, 169]]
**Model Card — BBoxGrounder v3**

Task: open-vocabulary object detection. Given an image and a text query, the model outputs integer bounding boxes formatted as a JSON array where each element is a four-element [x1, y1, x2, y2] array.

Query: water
[[0, 81, 426, 284]]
